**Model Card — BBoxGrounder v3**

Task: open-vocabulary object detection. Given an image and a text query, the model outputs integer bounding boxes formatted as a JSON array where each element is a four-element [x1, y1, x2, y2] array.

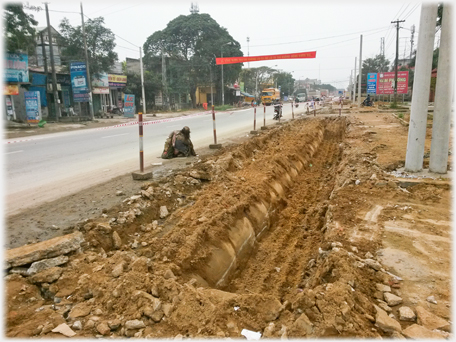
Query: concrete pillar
[[429, 5, 453, 173], [358, 35, 363, 106], [404, 4, 438, 172]]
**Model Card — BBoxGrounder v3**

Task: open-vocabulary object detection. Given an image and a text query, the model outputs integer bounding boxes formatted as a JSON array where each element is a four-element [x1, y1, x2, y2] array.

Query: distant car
[[296, 93, 307, 103]]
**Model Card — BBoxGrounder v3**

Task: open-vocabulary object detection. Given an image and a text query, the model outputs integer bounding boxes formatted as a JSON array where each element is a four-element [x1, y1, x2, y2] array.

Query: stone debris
[[383, 292, 403, 306], [112, 231, 122, 250], [375, 283, 391, 292], [97, 322, 111, 336], [402, 324, 445, 339], [115, 190, 124, 196], [125, 319, 146, 330], [364, 258, 382, 271], [415, 306, 451, 332], [398, 306, 416, 322], [374, 305, 402, 333], [291, 313, 314, 335], [160, 206, 169, 218], [426, 295, 437, 304], [28, 267, 63, 284], [72, 321, 82, 330], [5, 232, 84, 269], [27, 255, 69, 276], [68, 303, 92, 318], [51, 323, 76, 337]]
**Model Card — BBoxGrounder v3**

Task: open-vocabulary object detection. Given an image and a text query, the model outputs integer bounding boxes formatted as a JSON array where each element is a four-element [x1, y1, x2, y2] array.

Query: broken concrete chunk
[[5, 232, 84, 269], [69, 303, 93, 318], [415, 306, 451, 332], [112, 231, 122, 250], [426, 295, 437, 304], [125, 319, 145, 330], [399, 306, 416, 322], [160, 206, 169, 218], [97, 322, 111, 336], [28, 267, 63, 284], [384, 292, 403, 306], [375, 283, 391, 292], [51, 323, 76, 337], [375, 306, 402, 333], [402, 324, 445, 339], [27, 255, 69, 276], [364, 258, 382, 271]]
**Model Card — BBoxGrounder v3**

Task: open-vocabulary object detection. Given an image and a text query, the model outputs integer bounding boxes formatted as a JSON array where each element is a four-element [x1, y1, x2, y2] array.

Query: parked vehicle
[[273, 103, 283, 120], [261, 88, 280, 106], [295, 93, 307, 103]]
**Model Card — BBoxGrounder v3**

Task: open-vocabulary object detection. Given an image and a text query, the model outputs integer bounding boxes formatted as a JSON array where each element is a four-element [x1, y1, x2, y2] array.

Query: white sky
[[18, 1, 433, 89]]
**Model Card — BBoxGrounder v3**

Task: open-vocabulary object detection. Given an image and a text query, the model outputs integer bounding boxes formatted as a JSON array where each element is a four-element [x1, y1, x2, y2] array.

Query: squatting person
[[161, 126, 196, 159]]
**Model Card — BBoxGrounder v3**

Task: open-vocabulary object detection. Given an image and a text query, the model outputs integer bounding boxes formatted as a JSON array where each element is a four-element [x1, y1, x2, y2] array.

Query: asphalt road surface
[[4, 103, 309, 216]]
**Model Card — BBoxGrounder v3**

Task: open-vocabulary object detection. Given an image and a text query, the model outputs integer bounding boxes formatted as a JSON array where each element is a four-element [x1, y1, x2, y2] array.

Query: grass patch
[[214, 105, 235, 111], [397, 112, 404, 119]]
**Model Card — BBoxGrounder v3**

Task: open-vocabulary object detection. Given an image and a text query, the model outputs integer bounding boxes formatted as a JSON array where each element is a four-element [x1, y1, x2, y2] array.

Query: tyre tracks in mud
[[225, 120, 344, 301]]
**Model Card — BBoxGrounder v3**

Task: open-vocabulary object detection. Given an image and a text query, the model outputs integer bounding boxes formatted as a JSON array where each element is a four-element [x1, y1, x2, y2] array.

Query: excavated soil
[[4, 110, 452, 338]]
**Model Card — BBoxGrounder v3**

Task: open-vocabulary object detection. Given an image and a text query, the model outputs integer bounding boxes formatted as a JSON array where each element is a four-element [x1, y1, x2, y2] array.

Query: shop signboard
[[108, 74, 127, 87], [123, 94, 135, 117], [24, 91, 41, 123], [70, 62, 90, 102], [366, 73, 377, 94], [377, 71, 409, 94], [5, 53, 29, 83], [4, 84, 19, 95]]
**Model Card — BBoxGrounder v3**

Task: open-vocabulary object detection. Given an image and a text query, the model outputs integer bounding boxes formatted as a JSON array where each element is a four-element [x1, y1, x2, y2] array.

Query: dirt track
[[4, 109, 452, 338]]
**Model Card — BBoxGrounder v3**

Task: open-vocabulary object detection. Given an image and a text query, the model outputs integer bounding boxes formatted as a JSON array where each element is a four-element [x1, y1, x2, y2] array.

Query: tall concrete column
[[404, 3, 438, 172], [353, 57, 357, 102], [429, 5, 453, 173], [357, 35, 363, 106]]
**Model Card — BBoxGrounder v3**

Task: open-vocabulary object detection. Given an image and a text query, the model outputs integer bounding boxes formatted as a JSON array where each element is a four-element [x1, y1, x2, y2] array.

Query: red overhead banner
[[216, 51, 317, 65]]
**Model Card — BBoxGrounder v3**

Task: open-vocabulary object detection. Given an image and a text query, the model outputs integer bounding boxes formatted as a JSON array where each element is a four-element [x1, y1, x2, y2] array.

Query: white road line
[[6, 150, 23, 155], [101, 133, 129, 139]]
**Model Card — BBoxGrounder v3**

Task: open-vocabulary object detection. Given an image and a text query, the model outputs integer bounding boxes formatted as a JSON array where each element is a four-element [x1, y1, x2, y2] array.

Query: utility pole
[[44, 3, 60, 121], [357, 35, 362, 106], [430, 4, 453, 174], [353, 57, 357, 102], [139, 47, 146, 114], [247, 37, 250, 68], [162, 47, 168, 110], [404, 4, 437, 172], [391, 19, 405, 105], [40, 31, 51, 115], [81, 2, 94, 120], [410, 25, 415, 59]]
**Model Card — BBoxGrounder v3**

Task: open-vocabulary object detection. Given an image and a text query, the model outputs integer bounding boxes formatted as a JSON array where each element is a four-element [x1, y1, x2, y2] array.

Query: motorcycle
[[273, 103, 283, 120], [361, 98, 374, 107], [295, 103, 299, 108]]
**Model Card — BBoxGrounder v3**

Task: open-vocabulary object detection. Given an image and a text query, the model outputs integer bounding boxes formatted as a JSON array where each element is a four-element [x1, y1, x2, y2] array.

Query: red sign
[[216, 51, 317, 65], [377, 71, 409, 94]]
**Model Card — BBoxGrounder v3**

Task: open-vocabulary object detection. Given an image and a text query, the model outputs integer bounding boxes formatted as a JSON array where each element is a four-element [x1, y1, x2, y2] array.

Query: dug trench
[[5, 114, 451, 338]]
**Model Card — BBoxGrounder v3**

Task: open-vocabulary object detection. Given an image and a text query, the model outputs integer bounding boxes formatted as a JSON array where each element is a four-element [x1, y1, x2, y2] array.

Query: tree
[[272, 71, 295, 97], [143, 13, 243, 107], [3, 3, 39, 54], [357, 54, 390, 92], [58, 17, 118, 76], [239, 66, 277, 98], [123, 70, 161, 109]]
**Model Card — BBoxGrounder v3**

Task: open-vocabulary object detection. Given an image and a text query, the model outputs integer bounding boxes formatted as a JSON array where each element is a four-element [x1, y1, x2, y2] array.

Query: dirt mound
[[5, 114, 452, 339]]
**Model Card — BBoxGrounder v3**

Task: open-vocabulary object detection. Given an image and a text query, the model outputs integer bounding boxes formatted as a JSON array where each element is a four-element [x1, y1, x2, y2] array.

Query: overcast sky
[[22, 0, 435, 90]]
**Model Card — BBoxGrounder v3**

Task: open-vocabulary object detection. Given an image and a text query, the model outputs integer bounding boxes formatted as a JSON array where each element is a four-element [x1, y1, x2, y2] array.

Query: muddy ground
[[4, 107, 453, 338]]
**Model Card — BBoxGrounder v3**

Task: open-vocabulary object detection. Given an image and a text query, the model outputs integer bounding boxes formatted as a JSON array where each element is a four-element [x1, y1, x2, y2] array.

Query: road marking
[[6, 150, 24, 155], [101, 133, 129, 139]]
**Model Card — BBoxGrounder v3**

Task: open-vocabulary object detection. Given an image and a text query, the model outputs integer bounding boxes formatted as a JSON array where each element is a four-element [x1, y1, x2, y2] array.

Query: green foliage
[[58, 17, 118, 75], [143, 13, 243, 107], [239, 66, 277, 96], [123, 70, 161, 109], [272, 71, 295, 97], [357, 54, 390, 92], [214, 104, 234, 111], [3, 3, 39, 54]]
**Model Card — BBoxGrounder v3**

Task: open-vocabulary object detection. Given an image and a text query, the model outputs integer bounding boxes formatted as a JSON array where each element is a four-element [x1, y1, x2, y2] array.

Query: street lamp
[[221, 42, 232, 106]]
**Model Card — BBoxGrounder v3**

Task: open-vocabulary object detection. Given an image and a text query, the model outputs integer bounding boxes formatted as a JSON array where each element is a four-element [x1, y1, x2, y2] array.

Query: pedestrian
[[161, 126, 196, 159]]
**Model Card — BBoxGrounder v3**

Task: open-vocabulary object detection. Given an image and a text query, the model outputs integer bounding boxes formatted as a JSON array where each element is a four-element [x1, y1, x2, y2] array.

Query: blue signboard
[[367, 73, 377, 94], [70, 62, 90, 102], [5, 53, 29, 83], [123, 94, 135, 118], [25, 91, 41, 123]]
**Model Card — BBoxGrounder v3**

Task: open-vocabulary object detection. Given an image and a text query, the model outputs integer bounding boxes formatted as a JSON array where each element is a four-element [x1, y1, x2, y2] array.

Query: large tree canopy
[[143, 12, 243, 106], [58, 17, 118, 76], [3, 3, 39, 54]]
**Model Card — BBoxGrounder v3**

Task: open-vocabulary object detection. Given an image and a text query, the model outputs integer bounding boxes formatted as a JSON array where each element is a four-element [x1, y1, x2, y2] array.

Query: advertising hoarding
[[124, 94, 135, 117], [366, 73, 377, 94], [24, 91, 41, 123], [70, 62, 90, 102], [5, 53, 29, 83], [377, 71, 409, 94]]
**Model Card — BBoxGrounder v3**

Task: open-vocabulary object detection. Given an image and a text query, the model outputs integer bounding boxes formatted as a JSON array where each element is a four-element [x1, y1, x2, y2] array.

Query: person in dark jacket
[[161, 126, 196, 159]]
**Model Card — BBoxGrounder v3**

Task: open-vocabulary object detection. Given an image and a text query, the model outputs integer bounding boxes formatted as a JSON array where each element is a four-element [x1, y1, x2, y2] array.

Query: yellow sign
[[108, 74, 127, 84], [4, 84, 19, 95]]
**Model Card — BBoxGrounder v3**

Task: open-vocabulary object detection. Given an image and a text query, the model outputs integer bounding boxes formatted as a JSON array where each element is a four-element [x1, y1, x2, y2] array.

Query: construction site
[[4, 104, 452, 339]]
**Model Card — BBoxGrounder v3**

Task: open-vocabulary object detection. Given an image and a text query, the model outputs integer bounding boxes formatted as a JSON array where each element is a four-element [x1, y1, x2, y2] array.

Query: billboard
[[124, 94, 135, 117], [70, 62, 90, 102], [25, 91, 41, 123], [108, 74, 127, 87], [366, 73, 377, 94], [377, 71, 409, 94], [4, 53, 29, 83]]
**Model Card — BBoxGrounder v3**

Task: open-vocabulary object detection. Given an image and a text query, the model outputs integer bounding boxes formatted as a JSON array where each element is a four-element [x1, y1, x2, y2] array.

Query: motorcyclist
[[161, 126, 196, 159], [364, 94, 372, 106]]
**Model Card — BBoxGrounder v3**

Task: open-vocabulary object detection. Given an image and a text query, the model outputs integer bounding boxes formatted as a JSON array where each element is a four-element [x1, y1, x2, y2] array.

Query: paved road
[[4, 103, 309, 216]]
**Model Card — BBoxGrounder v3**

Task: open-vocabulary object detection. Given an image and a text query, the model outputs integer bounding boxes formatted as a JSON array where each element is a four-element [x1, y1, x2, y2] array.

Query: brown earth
[[4, 107, 452, 338]]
